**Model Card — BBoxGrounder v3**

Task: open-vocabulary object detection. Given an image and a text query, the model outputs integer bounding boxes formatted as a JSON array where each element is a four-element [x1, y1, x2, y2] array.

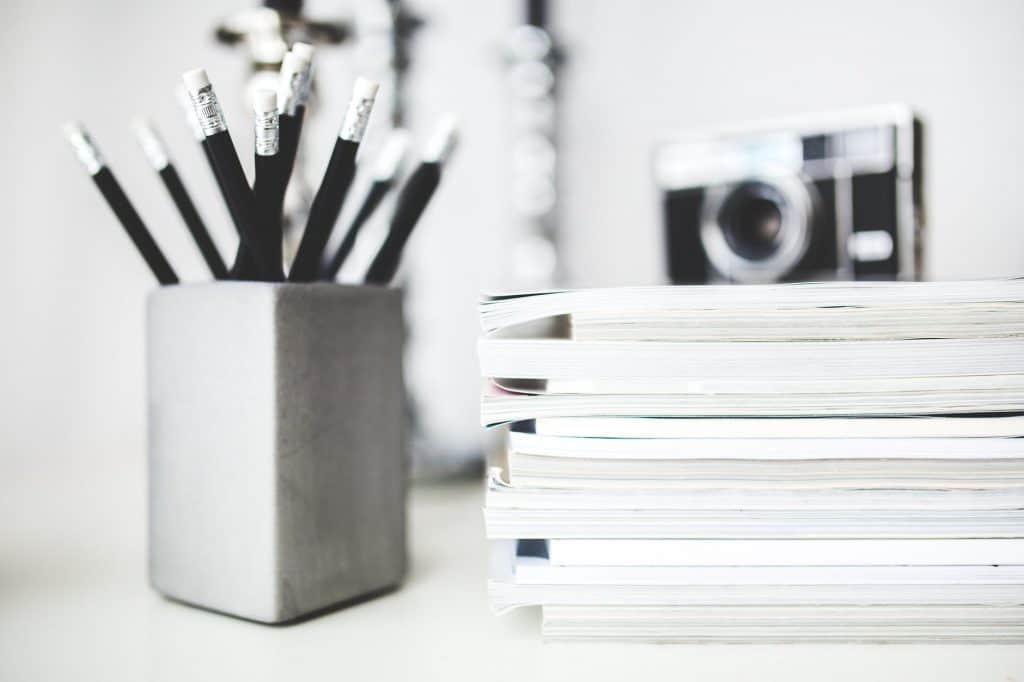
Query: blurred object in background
[[347, 0, 423, 260], [656, 105, 924, 284], [352, 0, 424, 127], [217, 0, 351, 47], [503, 0, 563, 289], [464, 0, 568, 475]]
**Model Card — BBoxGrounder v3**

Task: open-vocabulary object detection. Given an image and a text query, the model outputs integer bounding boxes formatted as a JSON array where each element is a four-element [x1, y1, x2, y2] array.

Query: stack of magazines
[[479, 280, 1024, 642]]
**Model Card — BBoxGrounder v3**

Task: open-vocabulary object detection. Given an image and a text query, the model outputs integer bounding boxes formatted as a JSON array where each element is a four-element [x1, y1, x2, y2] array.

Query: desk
[[2, 458, 1022, 681]]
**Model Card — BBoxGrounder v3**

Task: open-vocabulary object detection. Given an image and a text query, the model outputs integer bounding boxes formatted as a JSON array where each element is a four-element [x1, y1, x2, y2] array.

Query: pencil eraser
[[280, 51, 301, 78], [423, 114, 458, 164], [291, 42, 314, 64], [371, 129, 411, 181], [132, 118, 171, 170], [339, 77, 380, 142], [62, 120, 86, 142], [253, 89, 277, 114], [131, 117, 158, 142], [352, 77, 380, 101], [62, 120, 104, 174], [182, 68, 211, 93], [277, 54, 302, 113]]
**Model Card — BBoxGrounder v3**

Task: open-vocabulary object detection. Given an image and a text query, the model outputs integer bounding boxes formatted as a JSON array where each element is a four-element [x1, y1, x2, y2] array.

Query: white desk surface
[[2, 459, 1023, 681]]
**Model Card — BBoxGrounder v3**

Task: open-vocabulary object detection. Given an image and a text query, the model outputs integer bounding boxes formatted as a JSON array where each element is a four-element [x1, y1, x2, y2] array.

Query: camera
[[655, 105, 924, 283]]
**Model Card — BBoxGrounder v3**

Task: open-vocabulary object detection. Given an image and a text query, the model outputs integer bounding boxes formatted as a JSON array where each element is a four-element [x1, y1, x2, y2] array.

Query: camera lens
[[719, 182, 786, 261], [700, 175, 814, 283]]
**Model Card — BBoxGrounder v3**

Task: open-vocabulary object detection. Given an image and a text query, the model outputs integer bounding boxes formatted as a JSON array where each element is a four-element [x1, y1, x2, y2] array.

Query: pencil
[[175, 83, 208, 146], [175, 84, 235, 228], [320, 129, 409, 280], [224, 46, 313, 280], [252, 89, 284, 281], [63, 122, 179, 285], [225, 88, 286, 281], [288, 77, 379, 282], [132, 119, 228, 279], [179, 70, 257, 279], [276, 43, 314, 215], [182, 68, 273, 280], [364, 116, 457, 285], [176, 85, 256, 280]]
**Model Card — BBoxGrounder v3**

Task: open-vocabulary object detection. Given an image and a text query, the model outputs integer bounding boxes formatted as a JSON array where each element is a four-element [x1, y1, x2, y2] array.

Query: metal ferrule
[[339, 96, 374, 142], [278, 72, 302, 116], [254, 108, 279, 156], [295, 66, 313, 107], [189, 84, 228, 137], [175, 86, 206, 141], [66, 128, 105, 175]]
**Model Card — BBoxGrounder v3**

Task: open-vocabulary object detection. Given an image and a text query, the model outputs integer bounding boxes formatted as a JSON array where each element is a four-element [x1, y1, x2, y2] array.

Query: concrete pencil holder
[[145, 282, 407, 624]]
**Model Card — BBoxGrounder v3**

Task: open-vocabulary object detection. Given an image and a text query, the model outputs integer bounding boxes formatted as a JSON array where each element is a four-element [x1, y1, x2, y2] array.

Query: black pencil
[[276, 43, 313, 216], [177, 85, 257, 280], [229, 44, 314, 278], [252, 89, 284, 281], [226, 89, 286, 282], [288, 77, 379, 282], [182, 68, 274, 280], [175, 84, 246, 269], [364, 116, 457, 285], [132, 119, 228, 279], [63, 122, 179, 285], [178, 83, 259, 281], [320, 129, 409, 280], [175, 83, 229, 211]]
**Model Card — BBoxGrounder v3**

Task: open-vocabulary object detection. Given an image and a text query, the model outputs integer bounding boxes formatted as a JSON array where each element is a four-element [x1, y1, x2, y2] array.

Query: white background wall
[[3, 0, 1024, 474]]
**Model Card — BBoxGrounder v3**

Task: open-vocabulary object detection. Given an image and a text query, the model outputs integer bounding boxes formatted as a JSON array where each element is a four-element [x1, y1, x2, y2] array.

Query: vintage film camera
[[656, 105, 923, 283]]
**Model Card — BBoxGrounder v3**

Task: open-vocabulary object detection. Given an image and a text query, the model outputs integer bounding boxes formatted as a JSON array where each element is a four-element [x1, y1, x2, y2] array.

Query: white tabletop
[[2, 459, 1023, 681]]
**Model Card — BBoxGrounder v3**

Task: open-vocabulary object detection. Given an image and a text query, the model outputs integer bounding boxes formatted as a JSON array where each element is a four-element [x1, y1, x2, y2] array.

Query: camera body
[[656, 105, 924, 283]]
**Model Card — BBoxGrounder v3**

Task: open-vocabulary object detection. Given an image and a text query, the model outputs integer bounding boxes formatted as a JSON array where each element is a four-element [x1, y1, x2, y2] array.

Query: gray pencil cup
[[145, 282, 407, 624]]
